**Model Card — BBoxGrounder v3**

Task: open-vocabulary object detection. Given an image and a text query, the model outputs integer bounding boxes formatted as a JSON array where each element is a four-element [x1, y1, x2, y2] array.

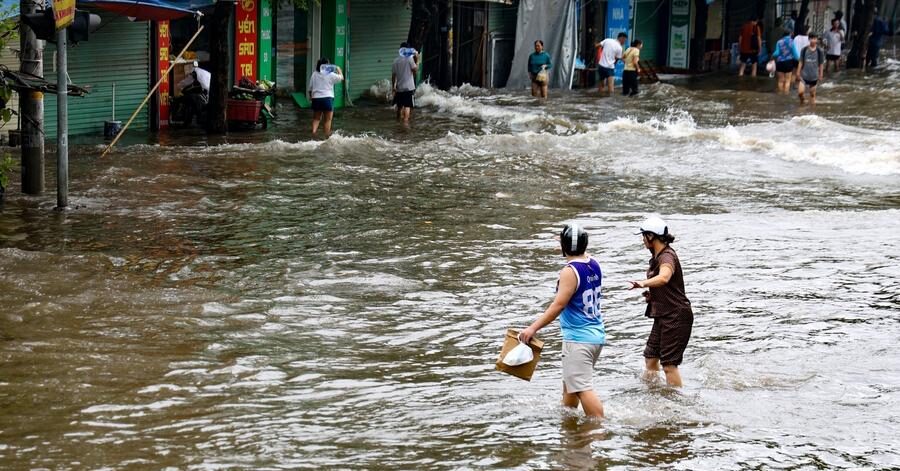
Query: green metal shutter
[[347, 0, 411, 101], [488, 1, 517, 35], [634, 1, 662, 65], [45, 14, 150, 138]]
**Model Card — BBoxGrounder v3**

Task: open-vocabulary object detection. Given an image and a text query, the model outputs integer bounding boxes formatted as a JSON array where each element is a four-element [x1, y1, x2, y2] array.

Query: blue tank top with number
[[558, 258, 606, 344]]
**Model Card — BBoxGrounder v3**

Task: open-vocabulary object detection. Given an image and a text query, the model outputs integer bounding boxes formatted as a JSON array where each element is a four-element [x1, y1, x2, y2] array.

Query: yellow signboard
[[52, 0, 76, 30]]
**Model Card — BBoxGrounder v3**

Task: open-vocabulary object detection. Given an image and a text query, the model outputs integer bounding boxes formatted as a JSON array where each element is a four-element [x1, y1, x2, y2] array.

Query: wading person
[[797, 34, 825, 105], [738, 17, 762, 76], [597, 32, 627, 95], [622, 39, 642, 97], [392, 42, 419, 123], [528, 40, 552, 98], [628, 217, 693, 388], [520, 224, 606, 418], [307, 58, 343, 137], [823, 19, 844, 74], [867, 12, 889, 68], [771, 29, 799, 93]]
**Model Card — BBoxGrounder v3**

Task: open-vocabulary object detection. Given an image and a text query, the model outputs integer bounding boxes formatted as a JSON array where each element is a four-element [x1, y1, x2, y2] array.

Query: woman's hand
[[519, 325, 538, 344], [628, 280, 644, 290]]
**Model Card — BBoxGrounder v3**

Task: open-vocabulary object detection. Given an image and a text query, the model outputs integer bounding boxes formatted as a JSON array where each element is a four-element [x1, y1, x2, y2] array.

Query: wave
[[107, 92, 900, 176], [435, 111, 900, 176], [111, 135, 395, 158]]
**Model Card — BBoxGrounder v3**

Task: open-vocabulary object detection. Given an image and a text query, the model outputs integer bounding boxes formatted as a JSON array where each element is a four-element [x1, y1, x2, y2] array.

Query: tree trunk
[[690, 0, 709, 71], [796, 0, 811, 35], [847, 0, 877, 68], [207, 0, 234, 134]]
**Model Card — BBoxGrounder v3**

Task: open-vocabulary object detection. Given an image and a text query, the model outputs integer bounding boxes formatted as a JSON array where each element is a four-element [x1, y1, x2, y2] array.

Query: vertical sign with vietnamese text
[[235, 0, 258, 81], [158, 21, 171, 127], [258, 0, 273, 103], [669, 0, 691, 69], [606, 0, 630, 82]]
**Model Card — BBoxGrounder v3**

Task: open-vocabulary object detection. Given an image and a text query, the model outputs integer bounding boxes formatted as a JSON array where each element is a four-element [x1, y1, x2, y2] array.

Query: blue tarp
[[0, 0, 209, 20], [76, 0, 196, 21]]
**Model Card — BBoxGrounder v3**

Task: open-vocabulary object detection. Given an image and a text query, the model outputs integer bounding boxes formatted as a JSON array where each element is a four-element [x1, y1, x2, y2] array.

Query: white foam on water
[[590, 112, 900, 176], [414, 82, 579, 130]]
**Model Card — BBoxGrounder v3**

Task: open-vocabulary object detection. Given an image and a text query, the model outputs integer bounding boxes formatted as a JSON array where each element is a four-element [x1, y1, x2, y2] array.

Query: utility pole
[[20, 0, 45, 195], [56, 27, 68, 208], [207, 0, 234, 134]]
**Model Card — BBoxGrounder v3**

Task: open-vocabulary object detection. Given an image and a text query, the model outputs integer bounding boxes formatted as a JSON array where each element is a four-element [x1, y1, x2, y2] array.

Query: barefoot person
[[597, 32, 627, 94], [307, 58, 343, 137], [738, 17, 762, 76], [771, 29, 799, 93], [622, 39, 642, 97], [628, 217, 693, 388], [823, 19, 844, 74], [392, 43, 419, 123], [520, 224, 606, 418], [528, 40, 552, 98], [797, 33, 825, 105]]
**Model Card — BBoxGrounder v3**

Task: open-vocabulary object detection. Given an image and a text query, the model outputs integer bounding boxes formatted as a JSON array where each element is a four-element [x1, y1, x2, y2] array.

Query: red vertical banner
[[157, 20, 171, 127], [235, 0, 258, 82]]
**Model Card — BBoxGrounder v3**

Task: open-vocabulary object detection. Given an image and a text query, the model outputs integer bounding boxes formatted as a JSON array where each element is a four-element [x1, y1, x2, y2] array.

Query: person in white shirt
[[823, 19, 844, 73], [793, 25, 810, 54], [597, 32, 627, 95], [391, 42, 419, 123], [792, 25, 810, 88], [175, 61, 211, 126], [307, 57, 344, 137]]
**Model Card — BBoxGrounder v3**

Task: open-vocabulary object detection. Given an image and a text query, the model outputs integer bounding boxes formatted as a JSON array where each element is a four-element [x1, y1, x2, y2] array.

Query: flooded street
[[2, 62, 900, 469]]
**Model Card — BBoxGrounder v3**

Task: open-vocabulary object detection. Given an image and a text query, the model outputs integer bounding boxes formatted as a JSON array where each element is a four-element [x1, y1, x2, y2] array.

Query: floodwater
[[2, 61, 900, 470]]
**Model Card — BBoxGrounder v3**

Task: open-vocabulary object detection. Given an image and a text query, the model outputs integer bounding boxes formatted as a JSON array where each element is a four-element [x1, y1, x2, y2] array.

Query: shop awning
[[77, 0, 198, 21]]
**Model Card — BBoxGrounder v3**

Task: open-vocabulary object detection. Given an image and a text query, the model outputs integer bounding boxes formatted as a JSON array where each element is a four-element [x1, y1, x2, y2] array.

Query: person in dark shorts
[[823, 19, 844, 74], [628, 216, 693, 388], [770, 30, 799, 94], [392, 42, 419, 123], [622, 39, 642, 97], [798, 34, 825, 105], [738, 17, 762, 76], [527, 40, 552, 98], [307, 57, 343, 136]]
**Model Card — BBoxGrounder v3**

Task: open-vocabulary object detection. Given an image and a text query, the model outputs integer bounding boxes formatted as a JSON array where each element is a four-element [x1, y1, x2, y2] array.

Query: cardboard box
[[495, 328, 544, 381]]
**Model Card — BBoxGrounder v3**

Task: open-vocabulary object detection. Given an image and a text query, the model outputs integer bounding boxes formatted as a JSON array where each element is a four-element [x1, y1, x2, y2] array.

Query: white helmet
[[637, 216, 668, 236]]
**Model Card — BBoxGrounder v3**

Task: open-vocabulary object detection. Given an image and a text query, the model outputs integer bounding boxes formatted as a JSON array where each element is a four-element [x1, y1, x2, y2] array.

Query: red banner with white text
[[235, 0, 258, 82]]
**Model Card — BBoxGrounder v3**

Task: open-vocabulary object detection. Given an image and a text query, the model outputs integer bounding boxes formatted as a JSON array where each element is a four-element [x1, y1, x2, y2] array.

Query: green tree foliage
[[0, 5, 17, 126]]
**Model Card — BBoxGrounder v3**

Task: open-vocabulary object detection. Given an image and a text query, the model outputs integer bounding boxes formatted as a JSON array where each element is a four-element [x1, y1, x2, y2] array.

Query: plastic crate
[[227, 99, 262, 122]]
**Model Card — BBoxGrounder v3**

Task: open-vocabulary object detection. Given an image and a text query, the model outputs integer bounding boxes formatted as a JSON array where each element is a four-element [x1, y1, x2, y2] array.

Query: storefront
[[44, 12, 151, 138], [153, 0, 275, 128]]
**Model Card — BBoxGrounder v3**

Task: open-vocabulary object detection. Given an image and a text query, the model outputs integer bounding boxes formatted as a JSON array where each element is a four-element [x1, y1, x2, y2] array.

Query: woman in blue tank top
[[520, 224, 606, 418]]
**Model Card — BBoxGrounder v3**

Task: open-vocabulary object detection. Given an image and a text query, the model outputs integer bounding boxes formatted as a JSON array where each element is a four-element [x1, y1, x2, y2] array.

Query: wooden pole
[[101, 25, 205, 158]]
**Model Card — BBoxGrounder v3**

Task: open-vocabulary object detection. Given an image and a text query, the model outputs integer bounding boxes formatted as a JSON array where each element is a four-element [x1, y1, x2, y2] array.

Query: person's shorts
[[311, 97, 334, 112], [803, 79, 818, 88], [740, 52, 758, 65], [597, 66, 616, 80], [826, 54, 840, 61], [395, 90, 415, 108], [643, 308, 693, 367], [561, 341, 602, 393], [775, 60, 797, 73]]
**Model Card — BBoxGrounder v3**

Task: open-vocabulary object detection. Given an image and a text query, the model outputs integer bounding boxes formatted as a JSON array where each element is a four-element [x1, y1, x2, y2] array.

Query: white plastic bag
[[502, 339, 534, 366]]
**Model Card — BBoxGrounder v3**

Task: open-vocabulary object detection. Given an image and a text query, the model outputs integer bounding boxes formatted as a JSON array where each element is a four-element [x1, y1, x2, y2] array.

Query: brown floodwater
[[1, 61, 899, 469]]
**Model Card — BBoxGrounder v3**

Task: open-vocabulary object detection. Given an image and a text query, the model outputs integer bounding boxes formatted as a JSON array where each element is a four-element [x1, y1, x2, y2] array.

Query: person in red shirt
[[738, 17, 762, 77]]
